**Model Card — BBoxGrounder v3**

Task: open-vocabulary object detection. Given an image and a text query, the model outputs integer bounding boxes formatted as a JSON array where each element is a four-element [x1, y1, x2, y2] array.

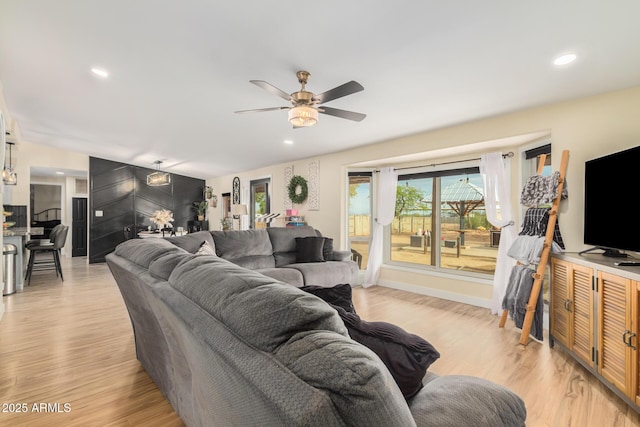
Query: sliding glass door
[[348, 172, 372, 270]]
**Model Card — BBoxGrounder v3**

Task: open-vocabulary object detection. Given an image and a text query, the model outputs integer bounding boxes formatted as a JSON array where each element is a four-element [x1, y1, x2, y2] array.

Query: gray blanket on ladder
[[502, 264, 544, 341]]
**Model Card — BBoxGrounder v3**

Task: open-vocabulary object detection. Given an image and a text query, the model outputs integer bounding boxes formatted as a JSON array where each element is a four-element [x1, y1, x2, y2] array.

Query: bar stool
[[24, 224, 69, 285]]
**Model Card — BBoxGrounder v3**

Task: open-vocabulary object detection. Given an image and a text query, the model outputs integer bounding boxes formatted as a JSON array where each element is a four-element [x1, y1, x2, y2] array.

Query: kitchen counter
[[3, 228, 43, 291]]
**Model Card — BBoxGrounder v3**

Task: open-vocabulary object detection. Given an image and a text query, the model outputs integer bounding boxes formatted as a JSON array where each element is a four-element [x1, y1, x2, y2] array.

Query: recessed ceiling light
[[91, 67, 109, 78], [553, 53, 577, 66], [56, 171, 65, 175], [284, 140, 294, 145]]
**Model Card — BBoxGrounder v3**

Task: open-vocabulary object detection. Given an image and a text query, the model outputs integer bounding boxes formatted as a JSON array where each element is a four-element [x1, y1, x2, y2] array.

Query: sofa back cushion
[[267, 226, 319, 266], [114, 238, 187, 268], [168, 255, 346, 352], [211, 229, 275, 269]]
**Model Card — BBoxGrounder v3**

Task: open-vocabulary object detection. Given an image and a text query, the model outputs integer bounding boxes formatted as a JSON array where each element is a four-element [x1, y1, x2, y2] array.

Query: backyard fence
[[349, 211, 490, 236]]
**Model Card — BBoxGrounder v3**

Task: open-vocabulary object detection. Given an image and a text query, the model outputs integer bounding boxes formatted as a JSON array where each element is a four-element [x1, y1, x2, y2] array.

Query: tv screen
[[584, 145, 640, 255]]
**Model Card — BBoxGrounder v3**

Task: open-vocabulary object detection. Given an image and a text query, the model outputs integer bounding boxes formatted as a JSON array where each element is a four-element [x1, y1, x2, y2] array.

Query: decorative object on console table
[[255, 212, 280, 229], [231, 204, 248, 230], [150, 209, 174, 231], [220, 217, 232, 231], [284, 209, 305, 227]]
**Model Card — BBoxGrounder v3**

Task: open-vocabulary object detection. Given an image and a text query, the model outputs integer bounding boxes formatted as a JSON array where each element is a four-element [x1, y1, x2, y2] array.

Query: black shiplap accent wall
[[89, 157, 204, 263]]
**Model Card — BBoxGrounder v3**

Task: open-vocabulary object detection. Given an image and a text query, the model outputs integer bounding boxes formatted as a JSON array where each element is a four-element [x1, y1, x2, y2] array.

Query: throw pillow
[[333, 305, 440, 400], [301, 284, 356, 314], [295, 236, 326, 263], [195, 241, 217, 256], [322, 237, 334, 261]]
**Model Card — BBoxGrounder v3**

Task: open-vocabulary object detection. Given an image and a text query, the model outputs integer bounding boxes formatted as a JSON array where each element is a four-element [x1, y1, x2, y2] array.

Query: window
[[389, 167, 497, 276]]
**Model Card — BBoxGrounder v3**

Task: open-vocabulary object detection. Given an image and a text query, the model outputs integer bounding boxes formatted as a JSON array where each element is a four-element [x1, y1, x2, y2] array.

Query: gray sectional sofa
[[106, 236, 527, 427], [166, 226, 359, 287]]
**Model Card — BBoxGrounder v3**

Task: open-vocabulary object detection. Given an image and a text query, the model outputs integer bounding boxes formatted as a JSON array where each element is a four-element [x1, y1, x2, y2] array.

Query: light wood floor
[[1, 257, 639, 426]]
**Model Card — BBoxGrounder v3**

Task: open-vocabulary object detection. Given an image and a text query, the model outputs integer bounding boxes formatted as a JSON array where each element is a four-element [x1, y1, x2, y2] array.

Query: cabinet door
[[571, 264, 594, 367], [598, 271, 632, 396], [550, 258, 571, 348], [634, 281, 640, 405]]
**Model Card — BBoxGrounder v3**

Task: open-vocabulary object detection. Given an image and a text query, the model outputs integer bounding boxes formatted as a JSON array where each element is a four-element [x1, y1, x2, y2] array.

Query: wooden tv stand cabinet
[[550, 252, 640, 412]]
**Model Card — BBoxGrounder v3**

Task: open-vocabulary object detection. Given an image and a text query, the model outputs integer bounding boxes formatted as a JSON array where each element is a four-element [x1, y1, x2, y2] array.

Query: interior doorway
[[30, 183, 62, 239], [72, 197, 88, 257], [250, 178, 270, 229]]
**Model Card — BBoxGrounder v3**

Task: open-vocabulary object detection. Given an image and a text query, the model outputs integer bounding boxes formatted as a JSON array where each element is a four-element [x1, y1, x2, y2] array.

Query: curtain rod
[[373, 151, 514, 172]]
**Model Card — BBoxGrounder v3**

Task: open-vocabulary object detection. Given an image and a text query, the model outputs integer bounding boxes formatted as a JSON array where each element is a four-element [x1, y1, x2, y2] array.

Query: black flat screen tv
[[583, 145, 640, 256]]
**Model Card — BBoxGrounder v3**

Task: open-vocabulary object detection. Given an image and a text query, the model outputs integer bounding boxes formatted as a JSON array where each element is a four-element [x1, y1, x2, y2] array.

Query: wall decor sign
[[232, 176, 240, 204], [308, 160, 319, 210], [283, 165, 293, 210]]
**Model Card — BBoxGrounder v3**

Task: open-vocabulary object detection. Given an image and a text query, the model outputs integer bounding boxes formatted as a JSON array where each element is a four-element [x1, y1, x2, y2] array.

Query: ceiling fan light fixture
[[288, 106, 318, 127]]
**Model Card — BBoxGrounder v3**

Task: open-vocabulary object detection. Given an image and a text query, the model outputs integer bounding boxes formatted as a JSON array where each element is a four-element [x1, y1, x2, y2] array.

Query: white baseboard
[[377, 279, 491, 309]]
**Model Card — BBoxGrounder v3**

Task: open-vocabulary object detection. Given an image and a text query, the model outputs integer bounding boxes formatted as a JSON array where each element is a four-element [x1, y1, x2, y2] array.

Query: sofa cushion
[[334, 305, 440, 399], [267, 226, 318, 253], [301, 284, 356, 313], [168, 255, 348, 352], [115, 238, 186, 268], [256, 267, 304, 287], [295, 236, 326, 263], [211, 229, 274, 261], [195, 240, 217, 256], [408, 375, 527, 426], [268, 226, 319, 266], [166, 231, 215, 254], [322, 237, 334, 261], [283, 261, 359, 287], [149, 252, 196, 280], [229, 254, 278, 270], [275, 331, 416, 427]]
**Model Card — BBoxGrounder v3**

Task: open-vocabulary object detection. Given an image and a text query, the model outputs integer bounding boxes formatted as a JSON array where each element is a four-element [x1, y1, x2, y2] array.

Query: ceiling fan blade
[[234, 106, 289, 114], [313, 81, 364, 104], [250, 80, 293, 102], [319, 106, 366, 122]]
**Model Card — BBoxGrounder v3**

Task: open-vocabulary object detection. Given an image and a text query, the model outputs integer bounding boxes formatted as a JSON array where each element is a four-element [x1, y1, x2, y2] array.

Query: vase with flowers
[[150, 209, 174, 232]]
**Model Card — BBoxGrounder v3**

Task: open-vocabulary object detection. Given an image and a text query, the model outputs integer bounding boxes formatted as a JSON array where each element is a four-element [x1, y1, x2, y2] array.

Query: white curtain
[[480, 152, 517, 314], [363, 167, 398, 287]]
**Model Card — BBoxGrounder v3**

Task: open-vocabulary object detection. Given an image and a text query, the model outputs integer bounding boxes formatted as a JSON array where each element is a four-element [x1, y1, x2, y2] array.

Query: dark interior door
[[72, 197, 88, 257]]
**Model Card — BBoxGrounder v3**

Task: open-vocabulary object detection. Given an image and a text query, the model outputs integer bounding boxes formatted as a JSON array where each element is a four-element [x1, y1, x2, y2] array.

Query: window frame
[[384, 163, 494, 280]]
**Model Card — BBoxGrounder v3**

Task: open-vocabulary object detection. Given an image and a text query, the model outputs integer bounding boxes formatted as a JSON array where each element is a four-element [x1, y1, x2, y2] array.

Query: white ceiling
[[1, 1, 640, 179]]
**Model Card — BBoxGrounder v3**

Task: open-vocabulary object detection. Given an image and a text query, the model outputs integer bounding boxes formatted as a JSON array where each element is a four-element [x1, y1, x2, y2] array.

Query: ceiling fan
[[234, 70, 366, 128]]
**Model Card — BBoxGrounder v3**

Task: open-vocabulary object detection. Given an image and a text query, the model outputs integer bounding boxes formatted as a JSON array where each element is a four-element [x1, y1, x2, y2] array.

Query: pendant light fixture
[[147, 160, 171, 186], [2, 139, 17, 186]]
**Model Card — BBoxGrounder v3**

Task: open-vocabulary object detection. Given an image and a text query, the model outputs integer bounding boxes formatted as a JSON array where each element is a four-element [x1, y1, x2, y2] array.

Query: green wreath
[[288, 175, 308, 204]]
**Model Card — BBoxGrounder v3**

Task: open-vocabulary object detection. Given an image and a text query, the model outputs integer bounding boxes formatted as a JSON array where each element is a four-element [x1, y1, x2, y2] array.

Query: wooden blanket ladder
[[499, 149, 570, 345]]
